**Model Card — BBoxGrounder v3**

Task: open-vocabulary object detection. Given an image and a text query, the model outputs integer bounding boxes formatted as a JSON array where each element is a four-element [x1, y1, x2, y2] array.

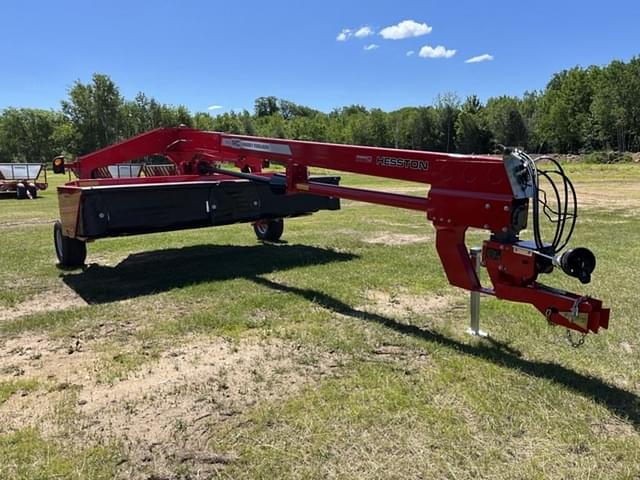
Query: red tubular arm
[[63, 127, 609, 334], [67, 128, 262, 178], [69, 128, 182, 178]]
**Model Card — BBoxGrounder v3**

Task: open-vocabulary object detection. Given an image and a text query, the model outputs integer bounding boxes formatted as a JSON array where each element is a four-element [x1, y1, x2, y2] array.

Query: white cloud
[[465, 53, 494, 63], [406, 50, 415, 56], [380, 20, 432, 40], [207, 105, 223, 110], [363, 43, 379, 51], [338, 26, 373, 41], [419, 45, 456, 59], [355, 26, 374, 38], [336, 28, 352, 41]]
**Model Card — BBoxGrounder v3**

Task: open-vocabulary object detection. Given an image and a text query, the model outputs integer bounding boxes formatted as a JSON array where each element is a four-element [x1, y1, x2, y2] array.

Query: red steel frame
[[60, 127, 609, 335]]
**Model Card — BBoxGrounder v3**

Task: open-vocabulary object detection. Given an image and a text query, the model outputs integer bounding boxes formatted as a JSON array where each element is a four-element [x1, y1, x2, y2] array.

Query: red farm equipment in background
[[0, 163, 47, 199]]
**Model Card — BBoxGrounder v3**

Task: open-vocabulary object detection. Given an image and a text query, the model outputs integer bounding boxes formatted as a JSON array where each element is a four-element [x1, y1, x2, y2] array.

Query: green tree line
[[1, 56, 639, 163]]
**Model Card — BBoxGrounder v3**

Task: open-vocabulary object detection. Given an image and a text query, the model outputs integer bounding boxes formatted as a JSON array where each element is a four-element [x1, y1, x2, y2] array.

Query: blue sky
[[1, 0, 638, 114]]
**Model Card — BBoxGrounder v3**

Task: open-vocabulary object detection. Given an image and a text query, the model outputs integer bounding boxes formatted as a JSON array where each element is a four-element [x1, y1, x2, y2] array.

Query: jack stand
[[467, 246, 488, 337]]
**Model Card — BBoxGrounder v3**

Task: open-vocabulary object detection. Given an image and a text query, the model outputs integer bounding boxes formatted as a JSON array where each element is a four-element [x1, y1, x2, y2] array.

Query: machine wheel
[[16, 183, 27, 200], [253, 219, 284, 241], [54, 220, 87, 267], [27, 184, 38, 199]]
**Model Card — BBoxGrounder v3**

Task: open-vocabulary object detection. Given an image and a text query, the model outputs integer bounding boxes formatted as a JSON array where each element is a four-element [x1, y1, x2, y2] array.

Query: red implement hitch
[[53, 127, 609, 335]]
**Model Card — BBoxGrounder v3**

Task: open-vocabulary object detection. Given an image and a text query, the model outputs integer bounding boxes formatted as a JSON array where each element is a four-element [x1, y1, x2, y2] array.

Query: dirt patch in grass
[[85, 337, 341, 478], [580, 217, 630, 225], [0, 286, 87, 321], [0, 219, 55, 228], [369, 218, 430, 230], [363, 232, 431, 245], [575, 182, 640, 210], [334, 228, 432, 244], [0, 338, 91, 456], [590, 417, 636, 437], [360, 289, 462, 318], [0, 333, 98, 435], [0, 334, 343, 479], [0, 333, 93, 382]]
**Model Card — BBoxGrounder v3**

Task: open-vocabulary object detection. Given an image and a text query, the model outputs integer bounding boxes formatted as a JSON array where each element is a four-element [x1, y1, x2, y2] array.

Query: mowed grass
[[0, 164, 639, 479]]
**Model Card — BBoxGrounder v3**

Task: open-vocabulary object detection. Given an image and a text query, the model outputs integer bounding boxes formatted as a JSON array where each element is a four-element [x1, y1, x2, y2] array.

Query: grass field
[[0, 163, 639, 479]]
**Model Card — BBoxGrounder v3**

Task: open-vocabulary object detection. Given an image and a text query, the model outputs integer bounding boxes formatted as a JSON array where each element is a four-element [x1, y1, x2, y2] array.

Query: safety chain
[[545, 297, 589, 348], [565, 329, 587, 348], [565, 296, 589, 348]]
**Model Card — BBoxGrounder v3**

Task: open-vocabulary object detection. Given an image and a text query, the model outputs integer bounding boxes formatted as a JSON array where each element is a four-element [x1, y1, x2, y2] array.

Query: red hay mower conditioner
[[52, 127, 609, 337]]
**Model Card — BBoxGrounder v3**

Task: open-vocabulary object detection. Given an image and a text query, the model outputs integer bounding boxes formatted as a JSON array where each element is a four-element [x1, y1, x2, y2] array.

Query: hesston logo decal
[[376, 156, 429, 171], [221, 138, 292, 155]]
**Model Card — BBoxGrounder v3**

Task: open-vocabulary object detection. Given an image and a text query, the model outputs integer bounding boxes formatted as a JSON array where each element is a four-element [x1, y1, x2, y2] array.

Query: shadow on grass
[[252, 276, 640, 431], [0, 192, 45, 200], [62, 244, 357, 304]]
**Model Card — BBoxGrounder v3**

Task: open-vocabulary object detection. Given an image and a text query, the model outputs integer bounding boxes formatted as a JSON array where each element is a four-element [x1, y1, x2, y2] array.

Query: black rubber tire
[[27, 184, 38, 199], [54, 220, 87, 267], [253, 219, 284, 241], [16, 183, 27, 200]]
